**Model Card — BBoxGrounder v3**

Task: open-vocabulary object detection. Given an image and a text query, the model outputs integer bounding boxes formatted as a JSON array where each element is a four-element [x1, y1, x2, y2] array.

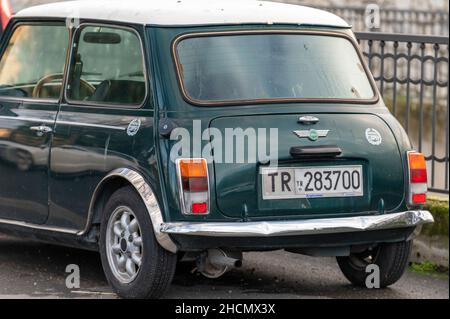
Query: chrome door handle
[[30, 125, 53, 134]]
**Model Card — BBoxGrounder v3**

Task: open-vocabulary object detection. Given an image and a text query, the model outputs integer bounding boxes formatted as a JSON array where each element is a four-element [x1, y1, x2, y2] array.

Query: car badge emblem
[[127, 119, 141, 136], [365, 128, 382, 146], [294, 129, 329, 141]]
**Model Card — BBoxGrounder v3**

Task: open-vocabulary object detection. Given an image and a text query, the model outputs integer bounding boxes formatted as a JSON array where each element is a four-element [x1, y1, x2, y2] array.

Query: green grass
[[409, 198, 449, 278], [409, 261, 449, 278]]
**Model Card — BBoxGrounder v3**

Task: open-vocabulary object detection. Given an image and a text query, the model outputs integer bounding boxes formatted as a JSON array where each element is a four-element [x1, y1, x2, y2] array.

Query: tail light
[[407, 151, 428, 206], [176, 158, 209, 215], [1, 0, 13, 31]]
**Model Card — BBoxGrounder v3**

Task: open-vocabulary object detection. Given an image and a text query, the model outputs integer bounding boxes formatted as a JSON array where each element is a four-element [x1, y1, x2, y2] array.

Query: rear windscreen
[[175, 33, 375, 104]]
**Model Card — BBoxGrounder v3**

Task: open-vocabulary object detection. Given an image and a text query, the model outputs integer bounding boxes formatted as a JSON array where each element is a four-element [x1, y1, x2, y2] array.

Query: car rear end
[[152, 25, 433, 283]]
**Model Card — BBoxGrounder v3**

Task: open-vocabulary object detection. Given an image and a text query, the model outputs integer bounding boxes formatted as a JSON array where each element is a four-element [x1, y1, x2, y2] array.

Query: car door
[[48, 24, 149, 230], [0, 22, 70, 224]]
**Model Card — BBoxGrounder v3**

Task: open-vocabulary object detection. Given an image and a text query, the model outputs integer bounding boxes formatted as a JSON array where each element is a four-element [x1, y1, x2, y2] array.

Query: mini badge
[[294, 129, 329, 141], [365, 128, 382, 145], [127, 119, 141, 136]]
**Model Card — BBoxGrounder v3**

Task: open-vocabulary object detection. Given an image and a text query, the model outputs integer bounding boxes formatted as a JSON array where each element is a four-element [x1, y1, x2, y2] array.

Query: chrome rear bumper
[[160, 210, 434, 237]]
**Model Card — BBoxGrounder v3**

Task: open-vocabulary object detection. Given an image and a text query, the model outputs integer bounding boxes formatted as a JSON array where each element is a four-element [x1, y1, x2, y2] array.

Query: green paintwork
[[0, 20, 415, 251], [210, 113, 404, 219]]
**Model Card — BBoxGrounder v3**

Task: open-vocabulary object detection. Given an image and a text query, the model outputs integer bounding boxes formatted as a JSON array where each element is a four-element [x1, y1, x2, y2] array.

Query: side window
[[67, 26, 146, 106], [0, 24, 69, 100]]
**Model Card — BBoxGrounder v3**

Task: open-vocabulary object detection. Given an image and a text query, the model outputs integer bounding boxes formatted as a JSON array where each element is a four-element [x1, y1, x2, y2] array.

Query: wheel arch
[[81, 168, 177, 253]]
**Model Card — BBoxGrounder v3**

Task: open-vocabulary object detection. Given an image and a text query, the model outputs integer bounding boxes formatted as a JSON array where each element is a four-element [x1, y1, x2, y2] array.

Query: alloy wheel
[[105, 206, 143, 284]]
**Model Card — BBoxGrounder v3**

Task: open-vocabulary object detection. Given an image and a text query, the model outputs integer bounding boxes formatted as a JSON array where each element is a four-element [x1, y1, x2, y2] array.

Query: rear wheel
[[337, 240, 412, 288], [99, 186, 176, 299]]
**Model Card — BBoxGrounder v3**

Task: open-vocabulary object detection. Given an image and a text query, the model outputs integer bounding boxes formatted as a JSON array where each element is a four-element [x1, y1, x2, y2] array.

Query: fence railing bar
[[380, 41, 385, 95], [446, 54, 449, 191], [425, 156, 449, 163], [431, 43, 439, 188], [393, 41, 398, 115], [429, 188, 450, 194], [311, 4, 449, 16], [368, 40, 373, 70], [406, 42, 412, 134], [419, 43, 425, 153], [355, 32, 449, 45]]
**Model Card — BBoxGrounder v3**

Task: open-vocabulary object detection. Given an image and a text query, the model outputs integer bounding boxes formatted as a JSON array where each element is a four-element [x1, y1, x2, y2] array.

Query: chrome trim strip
[[0, 116, 126, 131], [160, 210, 434, 237], [0, 96, 59, 104], [0, 116, 55, 123], [82, 168, 178, 253], [0, 218, 79, 234], [56, 121, 126, 131]]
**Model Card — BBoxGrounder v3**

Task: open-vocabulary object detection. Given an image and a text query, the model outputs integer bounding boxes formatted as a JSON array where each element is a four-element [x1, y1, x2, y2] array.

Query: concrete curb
[[411, 196, 449, 268], [411, 235, 449, 268]]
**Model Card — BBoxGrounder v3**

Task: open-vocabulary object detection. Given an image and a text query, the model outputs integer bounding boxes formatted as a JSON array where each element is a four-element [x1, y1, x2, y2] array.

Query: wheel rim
[[106, 206, 143, 284]]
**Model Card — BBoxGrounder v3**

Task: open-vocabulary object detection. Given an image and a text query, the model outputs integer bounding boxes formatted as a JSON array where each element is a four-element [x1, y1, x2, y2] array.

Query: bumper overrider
[[160, 210, 433, 237]]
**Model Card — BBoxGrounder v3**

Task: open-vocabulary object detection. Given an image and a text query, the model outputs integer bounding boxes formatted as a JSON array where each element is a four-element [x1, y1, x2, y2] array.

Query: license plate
[[261, 165, 364, 200]]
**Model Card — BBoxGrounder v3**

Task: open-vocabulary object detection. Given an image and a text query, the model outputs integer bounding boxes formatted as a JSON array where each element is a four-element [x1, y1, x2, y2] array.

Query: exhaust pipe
[[197, 249, 242, 279]]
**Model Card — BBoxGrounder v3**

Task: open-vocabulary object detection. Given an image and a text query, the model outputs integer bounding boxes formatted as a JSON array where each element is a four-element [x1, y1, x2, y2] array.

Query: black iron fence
[[355, 32, 449, 194]]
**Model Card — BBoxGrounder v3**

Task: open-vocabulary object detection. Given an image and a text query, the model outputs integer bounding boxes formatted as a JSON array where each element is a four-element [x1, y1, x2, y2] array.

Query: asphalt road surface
[[0, 234, 448, 299]]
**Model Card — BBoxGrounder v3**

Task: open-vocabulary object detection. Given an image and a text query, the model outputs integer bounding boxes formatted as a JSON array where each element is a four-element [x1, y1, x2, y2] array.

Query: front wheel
[[337, 240, 412, 288], [99, 186, 177, 299]]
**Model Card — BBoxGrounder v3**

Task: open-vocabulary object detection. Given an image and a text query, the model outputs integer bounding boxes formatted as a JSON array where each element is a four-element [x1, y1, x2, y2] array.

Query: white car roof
[[15, 0, 350, 28]]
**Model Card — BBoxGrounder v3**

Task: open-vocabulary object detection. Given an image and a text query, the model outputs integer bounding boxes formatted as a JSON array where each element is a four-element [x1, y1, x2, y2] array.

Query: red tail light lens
[[191, 202, 208, 214], [410, 169, 428, 184], [407, 152, 428, 206], [177, 159, 209, 215], [181, 177, 209, 192], [412, 193, 427, 205]]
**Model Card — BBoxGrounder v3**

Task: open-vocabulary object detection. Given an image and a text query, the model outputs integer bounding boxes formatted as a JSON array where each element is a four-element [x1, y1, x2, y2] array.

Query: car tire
[[336, 240, 412, 288], [99, 186, 177, 299]]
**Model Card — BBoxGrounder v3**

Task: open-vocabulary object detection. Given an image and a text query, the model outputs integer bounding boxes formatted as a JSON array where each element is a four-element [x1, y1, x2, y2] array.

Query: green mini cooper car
[[0, 0, 434, 298]]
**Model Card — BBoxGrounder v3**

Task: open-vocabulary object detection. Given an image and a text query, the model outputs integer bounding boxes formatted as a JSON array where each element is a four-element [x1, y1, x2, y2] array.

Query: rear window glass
[[175, 33, 375, 104]]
